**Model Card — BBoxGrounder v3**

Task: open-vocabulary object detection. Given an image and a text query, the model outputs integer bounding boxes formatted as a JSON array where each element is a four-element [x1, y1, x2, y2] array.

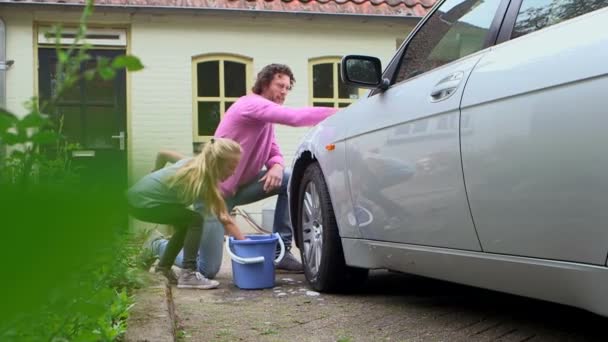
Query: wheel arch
[[289, 150, 317, 249]]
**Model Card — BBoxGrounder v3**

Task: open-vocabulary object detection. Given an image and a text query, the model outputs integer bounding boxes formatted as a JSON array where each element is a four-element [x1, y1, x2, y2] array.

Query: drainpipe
[[0, 17, 8, 162], [0, 17, 9, 109]]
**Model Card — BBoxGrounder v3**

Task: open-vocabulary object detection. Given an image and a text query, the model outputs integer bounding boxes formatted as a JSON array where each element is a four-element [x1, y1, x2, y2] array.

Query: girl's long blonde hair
[[167, 138, 241, 217]]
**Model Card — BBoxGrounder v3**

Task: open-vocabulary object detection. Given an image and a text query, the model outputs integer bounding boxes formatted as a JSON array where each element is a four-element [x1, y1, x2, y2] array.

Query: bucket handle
[[225, 239, 264, 265], [225, 233, 286, 265], [274, 233, 285, 265]]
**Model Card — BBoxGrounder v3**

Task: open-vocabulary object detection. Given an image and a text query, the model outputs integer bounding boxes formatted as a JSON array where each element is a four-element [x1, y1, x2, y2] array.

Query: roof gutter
[[0, 2, 423, 20]]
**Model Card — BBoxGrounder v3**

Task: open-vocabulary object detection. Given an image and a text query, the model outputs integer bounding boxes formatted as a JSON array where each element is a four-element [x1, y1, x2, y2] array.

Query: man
[[152, 63, 338, 277]]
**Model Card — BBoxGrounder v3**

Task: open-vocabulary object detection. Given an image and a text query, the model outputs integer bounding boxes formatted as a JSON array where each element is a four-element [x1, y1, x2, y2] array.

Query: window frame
[[391, 0, 510, 86], [191, 53, 253, 142], [496, 0, 525, 44], [368, 0, 509, 96], [496, 0, 608, 44], [308, 57, 365, 108]]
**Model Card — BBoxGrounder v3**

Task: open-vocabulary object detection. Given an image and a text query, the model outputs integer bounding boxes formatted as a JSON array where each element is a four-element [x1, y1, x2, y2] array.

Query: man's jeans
[[152, 168, 293, 279]]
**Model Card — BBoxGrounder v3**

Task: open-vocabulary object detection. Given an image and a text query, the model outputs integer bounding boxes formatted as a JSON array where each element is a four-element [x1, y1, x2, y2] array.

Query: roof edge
[[0, 1, 425, 19]]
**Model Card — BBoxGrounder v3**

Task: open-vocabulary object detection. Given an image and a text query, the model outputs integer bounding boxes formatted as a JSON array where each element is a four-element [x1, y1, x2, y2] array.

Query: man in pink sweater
[[210, 64, 338, 273]]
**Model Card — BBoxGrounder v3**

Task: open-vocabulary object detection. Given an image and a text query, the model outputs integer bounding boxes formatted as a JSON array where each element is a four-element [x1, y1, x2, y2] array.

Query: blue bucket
[[225, 233, 285, 289]]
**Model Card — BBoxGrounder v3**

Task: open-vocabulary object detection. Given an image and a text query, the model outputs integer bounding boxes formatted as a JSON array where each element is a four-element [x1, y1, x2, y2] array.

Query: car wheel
[[297, 162, 368, 292]]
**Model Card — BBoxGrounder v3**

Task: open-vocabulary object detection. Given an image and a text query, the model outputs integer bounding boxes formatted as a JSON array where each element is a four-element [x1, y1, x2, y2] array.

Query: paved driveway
[[172, 246, 604, 342]]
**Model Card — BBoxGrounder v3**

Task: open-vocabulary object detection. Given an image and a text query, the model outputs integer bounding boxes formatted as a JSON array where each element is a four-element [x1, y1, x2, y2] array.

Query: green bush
[[0, 1, 145, 340]]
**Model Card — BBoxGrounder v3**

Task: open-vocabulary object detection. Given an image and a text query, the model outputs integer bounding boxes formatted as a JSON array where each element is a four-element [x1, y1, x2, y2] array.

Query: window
[[192, 55, 252, 142], [309, 58, 361, 108], [394, 0, 502, 84], [512, 0, 608, 39]]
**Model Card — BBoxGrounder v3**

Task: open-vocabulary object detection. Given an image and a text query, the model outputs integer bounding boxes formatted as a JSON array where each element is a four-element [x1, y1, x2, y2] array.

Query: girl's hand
[[219, 214, 246, 240]]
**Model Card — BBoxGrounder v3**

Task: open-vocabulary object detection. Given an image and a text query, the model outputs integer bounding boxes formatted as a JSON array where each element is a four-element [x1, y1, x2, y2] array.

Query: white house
[[0, 0, 433, 224]]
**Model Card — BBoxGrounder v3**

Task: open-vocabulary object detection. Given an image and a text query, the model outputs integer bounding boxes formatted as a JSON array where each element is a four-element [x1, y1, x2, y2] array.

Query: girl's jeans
[[130, 204, 202, 271]]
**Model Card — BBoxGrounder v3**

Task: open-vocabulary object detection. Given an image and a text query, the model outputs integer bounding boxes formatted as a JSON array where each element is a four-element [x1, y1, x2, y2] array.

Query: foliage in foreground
[[0, 1, 146, 340]]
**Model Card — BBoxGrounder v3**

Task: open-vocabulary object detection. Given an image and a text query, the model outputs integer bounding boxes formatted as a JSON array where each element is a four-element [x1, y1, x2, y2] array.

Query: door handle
[[111, 131, 125, 151], [430, 71, 464, 102]]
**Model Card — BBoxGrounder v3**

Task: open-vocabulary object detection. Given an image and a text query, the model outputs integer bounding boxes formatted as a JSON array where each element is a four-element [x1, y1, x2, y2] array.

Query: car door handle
[[430, 71, 464, 102]]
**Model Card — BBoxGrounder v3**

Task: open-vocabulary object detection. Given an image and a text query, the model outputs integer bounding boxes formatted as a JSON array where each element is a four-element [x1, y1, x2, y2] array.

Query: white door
[[344, 0, 505, 250], [461, 4, 608, 264]]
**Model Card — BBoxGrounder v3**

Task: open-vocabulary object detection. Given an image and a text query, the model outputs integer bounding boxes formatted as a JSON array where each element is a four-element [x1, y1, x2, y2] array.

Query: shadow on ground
[[354, 270, 605, 341]]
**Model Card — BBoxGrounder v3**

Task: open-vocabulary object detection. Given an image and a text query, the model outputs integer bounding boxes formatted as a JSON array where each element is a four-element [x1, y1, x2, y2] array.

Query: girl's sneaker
[[151, 261, 179, 285], [178, 271, 220, 289]]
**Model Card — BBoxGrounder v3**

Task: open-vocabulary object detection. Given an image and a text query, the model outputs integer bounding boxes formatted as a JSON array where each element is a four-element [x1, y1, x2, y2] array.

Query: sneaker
[[151, 262, 179, 285], [177, 270, 220, 289], [276, 251, 304, 273], [137, 229, 165, 270]]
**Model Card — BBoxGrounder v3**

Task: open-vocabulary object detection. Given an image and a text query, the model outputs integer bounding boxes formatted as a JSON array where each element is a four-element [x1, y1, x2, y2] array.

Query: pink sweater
[[214, 94, 338, 197]]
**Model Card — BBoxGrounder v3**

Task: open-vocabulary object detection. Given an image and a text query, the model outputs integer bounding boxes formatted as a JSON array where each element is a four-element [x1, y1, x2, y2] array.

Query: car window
[[512, 0, 608, 38], [394, 0, 503, 84]]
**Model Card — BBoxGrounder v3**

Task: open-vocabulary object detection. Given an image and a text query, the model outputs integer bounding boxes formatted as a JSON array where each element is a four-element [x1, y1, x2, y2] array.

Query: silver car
[[288, 0, 608, 316]]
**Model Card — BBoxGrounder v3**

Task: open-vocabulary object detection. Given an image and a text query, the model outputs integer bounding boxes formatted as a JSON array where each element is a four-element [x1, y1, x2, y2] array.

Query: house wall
[[0, 5, 416, 221], [2, 9, 36, 117]]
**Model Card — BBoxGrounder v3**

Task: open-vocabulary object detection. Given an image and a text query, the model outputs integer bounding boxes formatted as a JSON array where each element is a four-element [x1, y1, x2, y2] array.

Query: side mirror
[[341, 55, 389, 90]]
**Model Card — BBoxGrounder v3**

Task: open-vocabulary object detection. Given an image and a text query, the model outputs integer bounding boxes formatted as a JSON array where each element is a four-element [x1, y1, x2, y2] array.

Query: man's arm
[[245, 96, 338, 127], [153, 149, 185, 172]]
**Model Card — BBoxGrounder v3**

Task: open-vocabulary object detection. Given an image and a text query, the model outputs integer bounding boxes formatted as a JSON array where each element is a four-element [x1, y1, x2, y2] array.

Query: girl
[[127, 138, 245, 289]]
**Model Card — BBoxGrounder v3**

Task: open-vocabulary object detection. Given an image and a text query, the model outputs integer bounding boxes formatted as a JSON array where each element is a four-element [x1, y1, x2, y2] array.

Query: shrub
[[0, 1, 145, 340]]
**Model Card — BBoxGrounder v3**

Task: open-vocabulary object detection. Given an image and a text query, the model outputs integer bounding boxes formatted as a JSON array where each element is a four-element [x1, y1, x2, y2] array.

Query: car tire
[[297, 162, 368, 292]]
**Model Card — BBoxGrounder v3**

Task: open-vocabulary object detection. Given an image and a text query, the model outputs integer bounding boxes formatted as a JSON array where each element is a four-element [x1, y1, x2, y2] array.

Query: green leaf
[[62, 75, 78, 89], [1, 132, 25, 145], [16, 125, 28, 141], [23, 97, 40, 114], [111, 55, 144, 71], [98, 66, 116, 80], [18, 113, 47, 129], [96, 56, 110, 68], [75, 53, 92, 64], [0, 109, 18, 131], [84, 69, 96, 81], [31, 131, 60, 145], [57, 50, 69, 64]]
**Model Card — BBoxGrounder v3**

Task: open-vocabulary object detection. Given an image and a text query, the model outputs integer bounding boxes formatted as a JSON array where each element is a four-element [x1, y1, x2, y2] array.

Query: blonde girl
[[127, 138, 245, 289]]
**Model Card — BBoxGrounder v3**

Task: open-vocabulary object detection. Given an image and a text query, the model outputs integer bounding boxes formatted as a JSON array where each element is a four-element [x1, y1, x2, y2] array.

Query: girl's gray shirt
[[127, 158, 193, 208]]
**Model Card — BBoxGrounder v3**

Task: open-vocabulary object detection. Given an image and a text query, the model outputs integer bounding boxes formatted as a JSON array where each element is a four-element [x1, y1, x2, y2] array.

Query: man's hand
[[260, 164, 283, 193]]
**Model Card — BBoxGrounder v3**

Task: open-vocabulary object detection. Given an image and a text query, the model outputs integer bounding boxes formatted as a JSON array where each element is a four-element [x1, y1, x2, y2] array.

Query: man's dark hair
[[252, 64, 295, 95]]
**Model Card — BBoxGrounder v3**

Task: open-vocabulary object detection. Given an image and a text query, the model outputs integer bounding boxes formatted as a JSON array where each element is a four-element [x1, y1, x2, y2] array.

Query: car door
[[344, 0, 508, 250], [461, 2, 608, 264]]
